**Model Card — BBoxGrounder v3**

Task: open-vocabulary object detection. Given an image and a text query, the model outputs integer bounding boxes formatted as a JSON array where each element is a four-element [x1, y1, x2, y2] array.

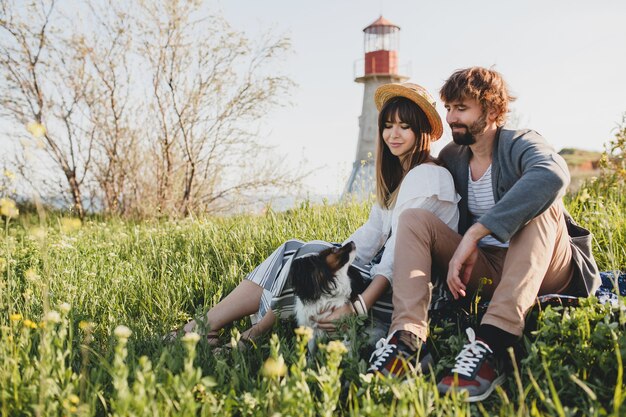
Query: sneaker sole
[[466, 374, 506, 402]]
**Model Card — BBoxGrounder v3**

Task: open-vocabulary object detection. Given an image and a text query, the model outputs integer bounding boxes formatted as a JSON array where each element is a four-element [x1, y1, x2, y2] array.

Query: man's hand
[[315, 303, 355, 333], [447, 223, 490, 299]]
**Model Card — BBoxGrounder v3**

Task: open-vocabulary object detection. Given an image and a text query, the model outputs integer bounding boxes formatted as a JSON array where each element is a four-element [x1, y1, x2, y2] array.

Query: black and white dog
[[288, 241, 368, 351]]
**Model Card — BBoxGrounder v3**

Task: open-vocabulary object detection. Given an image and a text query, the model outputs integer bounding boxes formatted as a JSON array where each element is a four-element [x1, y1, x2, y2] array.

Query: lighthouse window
[[365, 27, 398, 52]]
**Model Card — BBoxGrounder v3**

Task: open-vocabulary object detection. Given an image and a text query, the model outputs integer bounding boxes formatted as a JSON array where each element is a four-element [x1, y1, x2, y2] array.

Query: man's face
[[444, 98, 488, 146]]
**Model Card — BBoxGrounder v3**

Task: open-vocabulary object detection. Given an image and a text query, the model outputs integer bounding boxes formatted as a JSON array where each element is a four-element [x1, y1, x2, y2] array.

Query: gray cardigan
[[438, 127, 600, 296]]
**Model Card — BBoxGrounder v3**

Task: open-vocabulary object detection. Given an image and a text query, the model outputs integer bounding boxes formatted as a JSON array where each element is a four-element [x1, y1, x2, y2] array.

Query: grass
[[0, 179, 624, 416]]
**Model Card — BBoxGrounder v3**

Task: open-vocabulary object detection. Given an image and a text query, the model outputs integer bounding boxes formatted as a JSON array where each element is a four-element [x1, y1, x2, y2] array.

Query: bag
[[564, 213, 601, 296]]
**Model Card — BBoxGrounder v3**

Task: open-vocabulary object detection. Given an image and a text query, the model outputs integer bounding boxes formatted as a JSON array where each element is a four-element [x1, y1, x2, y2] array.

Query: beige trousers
[[391, 202, 574, 341]]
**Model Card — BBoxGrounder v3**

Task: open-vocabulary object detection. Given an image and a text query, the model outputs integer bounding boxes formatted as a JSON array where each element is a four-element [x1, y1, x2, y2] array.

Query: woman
[[172, 82, 460, 344]]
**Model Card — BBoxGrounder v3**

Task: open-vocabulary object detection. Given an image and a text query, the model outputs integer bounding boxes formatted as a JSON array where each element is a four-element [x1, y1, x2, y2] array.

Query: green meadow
[[0, 169, 625, 416]]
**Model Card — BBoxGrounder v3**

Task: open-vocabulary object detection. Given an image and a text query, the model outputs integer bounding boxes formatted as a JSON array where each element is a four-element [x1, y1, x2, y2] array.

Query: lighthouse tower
[[344, 16, 408, 198]]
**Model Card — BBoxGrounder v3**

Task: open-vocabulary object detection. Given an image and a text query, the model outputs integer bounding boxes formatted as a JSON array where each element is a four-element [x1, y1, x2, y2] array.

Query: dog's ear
[[323, 243, 354, 273], [289, 256, 327, 302]]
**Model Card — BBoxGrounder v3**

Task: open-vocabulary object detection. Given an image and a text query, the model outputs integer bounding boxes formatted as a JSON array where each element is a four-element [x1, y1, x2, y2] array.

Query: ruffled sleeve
[[343, 203, 390, 266]]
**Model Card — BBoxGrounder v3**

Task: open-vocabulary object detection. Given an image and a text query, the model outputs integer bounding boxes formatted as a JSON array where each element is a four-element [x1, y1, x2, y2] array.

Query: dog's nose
[[346, 241, 356, 251]]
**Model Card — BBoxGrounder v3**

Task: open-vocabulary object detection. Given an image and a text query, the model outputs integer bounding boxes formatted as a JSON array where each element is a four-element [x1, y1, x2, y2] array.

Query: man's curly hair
[[440, 67, 516, 126]]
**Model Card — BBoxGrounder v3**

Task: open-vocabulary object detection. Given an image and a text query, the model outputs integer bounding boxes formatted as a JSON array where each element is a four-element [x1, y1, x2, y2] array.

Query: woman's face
[[382, 113, 417, 159]]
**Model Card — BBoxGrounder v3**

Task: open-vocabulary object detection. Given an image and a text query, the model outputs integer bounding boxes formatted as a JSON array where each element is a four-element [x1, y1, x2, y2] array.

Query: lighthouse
[[344, 16, 408, 198]]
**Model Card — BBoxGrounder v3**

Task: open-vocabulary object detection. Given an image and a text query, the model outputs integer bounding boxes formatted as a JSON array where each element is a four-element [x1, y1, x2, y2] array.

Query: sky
[[215, 0, 626, 199]]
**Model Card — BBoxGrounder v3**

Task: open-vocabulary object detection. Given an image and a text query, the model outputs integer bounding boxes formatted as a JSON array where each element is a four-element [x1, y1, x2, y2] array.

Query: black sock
[[477, 324, 519, 358]]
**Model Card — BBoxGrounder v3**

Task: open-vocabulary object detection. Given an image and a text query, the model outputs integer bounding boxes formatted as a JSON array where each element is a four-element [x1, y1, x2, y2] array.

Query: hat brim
[[374, 84, 443, 141]]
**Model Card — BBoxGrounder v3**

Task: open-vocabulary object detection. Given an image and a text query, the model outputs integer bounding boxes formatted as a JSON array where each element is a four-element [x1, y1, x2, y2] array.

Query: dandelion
[[324, 340, 348, 355], [68, 394, 80, 405], [58, 302, 71, 314], [0, 197, 19, 218], [79, 321, 94, 331], [23, 319, 37, 329], [43, 310, 61, 324], [26, 121, 46, 138], [3, 170, 15, 181], [114, 325, 132, 339], [261, 356, 287, 378], [9, 313, 22, 322]]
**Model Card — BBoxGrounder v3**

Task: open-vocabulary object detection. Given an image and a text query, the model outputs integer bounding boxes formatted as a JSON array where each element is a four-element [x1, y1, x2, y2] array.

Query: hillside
[[559, 147, 603, 190]]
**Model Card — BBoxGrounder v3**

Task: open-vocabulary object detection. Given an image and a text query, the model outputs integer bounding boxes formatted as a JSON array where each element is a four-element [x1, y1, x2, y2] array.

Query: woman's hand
[[315, 303, 355, 333]]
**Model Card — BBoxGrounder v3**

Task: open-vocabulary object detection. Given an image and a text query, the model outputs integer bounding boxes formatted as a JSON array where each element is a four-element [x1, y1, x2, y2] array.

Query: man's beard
[[450, 113, 487, 146]]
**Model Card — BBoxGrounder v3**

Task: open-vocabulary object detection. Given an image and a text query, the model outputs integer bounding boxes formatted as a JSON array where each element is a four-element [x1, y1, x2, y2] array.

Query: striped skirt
[[245, 239, 394, 330]]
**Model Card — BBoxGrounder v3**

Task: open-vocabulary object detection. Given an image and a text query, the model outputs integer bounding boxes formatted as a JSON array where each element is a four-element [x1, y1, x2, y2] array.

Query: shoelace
[[450, 328, 492, 378], [368, 333, 397, 371]]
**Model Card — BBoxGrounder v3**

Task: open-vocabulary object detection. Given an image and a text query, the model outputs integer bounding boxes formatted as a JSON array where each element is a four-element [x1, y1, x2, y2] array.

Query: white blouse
[[343, 163, 460, 283]]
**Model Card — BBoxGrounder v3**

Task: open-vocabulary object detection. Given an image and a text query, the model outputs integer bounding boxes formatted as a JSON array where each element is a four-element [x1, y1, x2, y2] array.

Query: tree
[[0, 0, 297, 217], [0, 0, 94, 218]]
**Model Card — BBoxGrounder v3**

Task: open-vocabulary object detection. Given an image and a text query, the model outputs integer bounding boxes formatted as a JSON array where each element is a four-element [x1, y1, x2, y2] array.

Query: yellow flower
[[28, 227, 47, 241], [325, 340, 348, 355], [3, 170, 15, 181], [68, 394, 80, 405], [479, 277, 493, 286], [0, 197, 19, 218], [181, 332, 201, 344], [9, 313, 22, 322], [578, 188, 591, 204], [79, 321, 94, 331], [60, 218, 82, 234], [261, 356, 287, 378], [24, 269, 40, 281], [294, 326, 313, 340], [23, 319, 37, 329], [359, 373, 374, 383], [26, 121, 46, 138]]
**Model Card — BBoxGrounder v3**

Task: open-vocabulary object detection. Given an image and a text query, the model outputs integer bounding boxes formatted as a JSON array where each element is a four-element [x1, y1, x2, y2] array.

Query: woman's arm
[[315, 275, 389, 332]]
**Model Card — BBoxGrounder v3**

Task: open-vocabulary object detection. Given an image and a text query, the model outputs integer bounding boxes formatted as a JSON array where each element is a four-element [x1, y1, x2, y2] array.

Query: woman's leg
[[181, 280, 264, 339]]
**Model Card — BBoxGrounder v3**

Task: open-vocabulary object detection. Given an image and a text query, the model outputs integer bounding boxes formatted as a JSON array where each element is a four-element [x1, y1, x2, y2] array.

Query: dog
[[288, 241, 368, 352]]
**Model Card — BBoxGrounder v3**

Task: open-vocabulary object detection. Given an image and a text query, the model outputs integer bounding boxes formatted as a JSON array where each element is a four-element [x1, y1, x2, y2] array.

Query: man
[[367, 67, 600, 402]]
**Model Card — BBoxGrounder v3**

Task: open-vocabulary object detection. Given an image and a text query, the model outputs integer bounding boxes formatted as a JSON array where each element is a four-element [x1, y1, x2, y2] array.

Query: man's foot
[[437, 328, 505, 402], [367, 330, 433, 377]]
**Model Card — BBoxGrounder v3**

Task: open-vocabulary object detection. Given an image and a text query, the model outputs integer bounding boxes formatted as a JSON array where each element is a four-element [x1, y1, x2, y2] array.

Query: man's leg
[[368, 208, 502, 377], [439, 203, 574, 401], [391, 209, 502, 341], [480, 202, 573, 340]]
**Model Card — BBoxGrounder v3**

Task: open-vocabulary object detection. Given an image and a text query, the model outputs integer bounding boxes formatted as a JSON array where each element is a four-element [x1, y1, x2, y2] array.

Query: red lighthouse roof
[[363, 15, 400, 31]]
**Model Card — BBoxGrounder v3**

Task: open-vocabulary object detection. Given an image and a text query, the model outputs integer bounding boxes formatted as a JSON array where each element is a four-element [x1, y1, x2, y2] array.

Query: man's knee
[[398, 208, 439, 233]]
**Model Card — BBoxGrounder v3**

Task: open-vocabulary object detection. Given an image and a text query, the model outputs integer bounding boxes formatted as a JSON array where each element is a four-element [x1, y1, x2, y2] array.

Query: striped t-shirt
[[467, 165, 509, 248]]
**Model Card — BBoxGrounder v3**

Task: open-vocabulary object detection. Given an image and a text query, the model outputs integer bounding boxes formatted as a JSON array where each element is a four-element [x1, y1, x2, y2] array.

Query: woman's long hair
[[375, 96, 434, 209]]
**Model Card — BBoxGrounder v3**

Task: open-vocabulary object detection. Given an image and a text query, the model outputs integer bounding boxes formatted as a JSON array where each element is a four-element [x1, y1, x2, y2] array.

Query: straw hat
[[374, 82, 443, 140]]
